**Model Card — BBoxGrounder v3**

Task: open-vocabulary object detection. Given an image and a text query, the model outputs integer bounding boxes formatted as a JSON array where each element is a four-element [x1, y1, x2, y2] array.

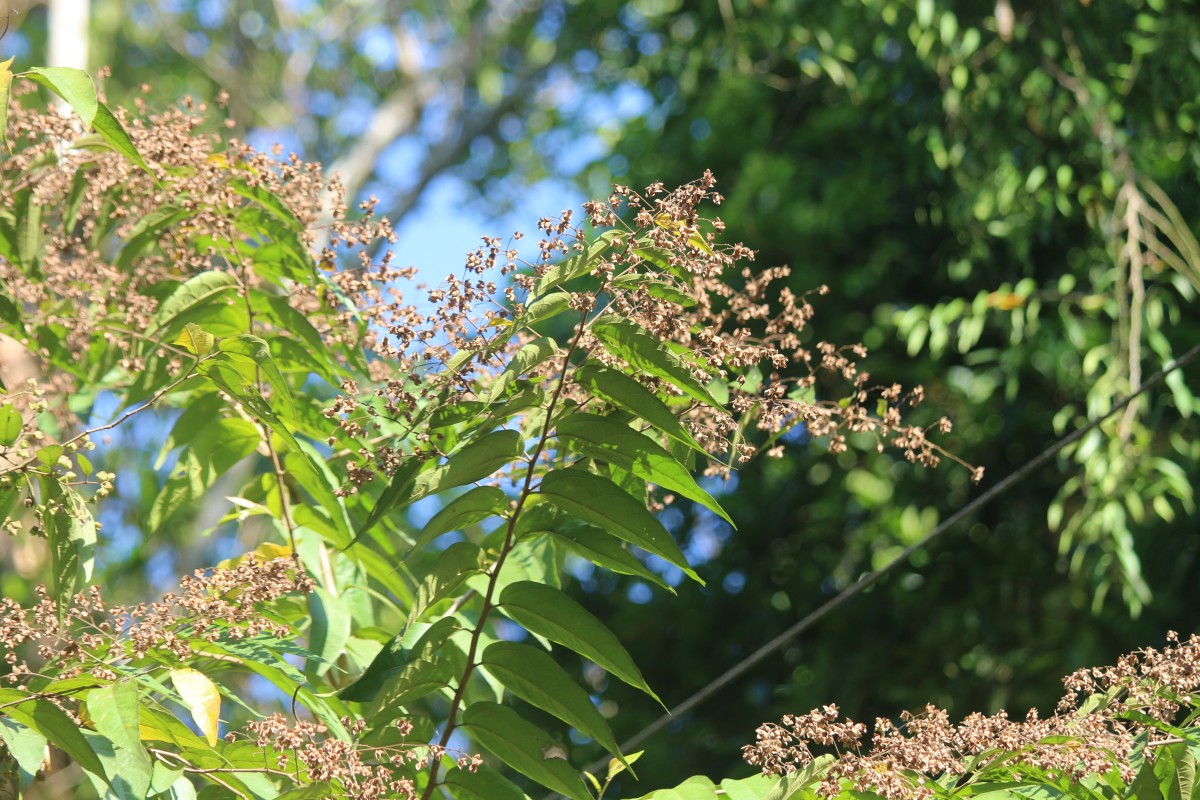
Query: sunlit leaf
[[590, 317, 720, 407], [482, 641, 628, 766], [410, 429, 524, 502], [150, 271, 239, 335], [460, 702, 592, 800], [537, 469, 697, 582], [0, 57, 14, 152], [556, 413, 732, 524], [0, 688, 109, 783], [308, 587, 351, 678], [172, 323, 215, 358], [574, 363, 706, 454], [87, 681, 154, 797], [170, 668, 222, 746], [498, 581, 660, 703], [0, 401, 23, 446], [413, 485, 509, 553]]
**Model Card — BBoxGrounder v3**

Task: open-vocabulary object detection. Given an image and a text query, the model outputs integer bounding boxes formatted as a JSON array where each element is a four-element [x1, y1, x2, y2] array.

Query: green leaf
[[23, 67, 98, 124], [632, 775, 719, 800], [15, 188, 44, 273], [359, 456, 426, 535], [150, 272, 239, 335], [228, 179, 305, 232], [522, 292, 572, 327], [590, 317, 720, 407], [365, 620, 460, 723], [339, 616, 458, 704], [0, 716, 48, 789], [253, 293, 338, 381], [40, 479, 97, 610], [1151, 742, 1196, 800], [0, 688, 109, 783], [441, 764, 531, 800], [532, 471, 695, 581], [428, 401, 486, 429], [557, 412, 733, 525], [541, 514, 671, 590], [87, 681, 145, 757], [534, 229, 623, 295], [459, 702, 591, 800], [405, 541, 484, 628], [91, 101, 152, 172], [1131, 759, 1168, 800], [485, 338, 559, 404], [62, 166, 92, 232], [410, 429, 524, 502], [498, 581, 659, 703], [482, 641, 627, 765], [574, 363, 706, 454], [0, 401, 22, 446], [147, 417, 260, 532], [308, 588, 351, 678], [718, 774, 781, 800], [116, 206, 196, 271], [412, 485, 508, 553], [610, 273, 696, 307], [87, 681, 154, 799], [218, 334, 295, 420]]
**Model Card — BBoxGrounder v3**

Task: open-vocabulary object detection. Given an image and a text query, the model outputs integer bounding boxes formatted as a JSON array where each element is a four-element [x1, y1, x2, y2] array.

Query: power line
[[577, 341, 1200, 778]]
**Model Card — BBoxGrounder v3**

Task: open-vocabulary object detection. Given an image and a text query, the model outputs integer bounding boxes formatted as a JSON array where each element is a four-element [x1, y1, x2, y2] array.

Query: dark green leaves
[[150, 271, 239, 336], [498, 581, 660, 703], [482, 641, 626, 763], [460, 702, 591, 800], [590, 317, 720, 407], [537, 469, 698, 582], [413, 485, 509, 553], [0, 689, 109, 783], [556, 413, 732, 525], [410, 429, 524, 502], [39, 478, 97, 610], [574, 363, 705, 454]]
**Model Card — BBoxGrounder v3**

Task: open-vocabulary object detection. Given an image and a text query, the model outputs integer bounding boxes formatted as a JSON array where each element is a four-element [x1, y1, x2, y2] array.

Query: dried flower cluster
[[318, 171, 981, 491], [744, 632, 1200, 800], [0, 557, 312, 685], [231, 714, 479, 800]]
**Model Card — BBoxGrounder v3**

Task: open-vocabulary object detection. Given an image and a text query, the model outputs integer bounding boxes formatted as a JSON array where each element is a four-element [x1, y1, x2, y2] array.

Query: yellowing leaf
[[172, 323, 215, 357], [170, 668, 221, 746], [651, 212, 715, 255], [214, 541, 292, 572], [0, 57, 15, 153]]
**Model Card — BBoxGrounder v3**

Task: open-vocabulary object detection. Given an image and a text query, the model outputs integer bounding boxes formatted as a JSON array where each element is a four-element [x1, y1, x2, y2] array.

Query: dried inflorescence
[[234, 714, 479, 800], [0, 556, 312, 685], [744, 633, 1200, 800], [319, 170, 982, 492], [3, 83, 978, 506]]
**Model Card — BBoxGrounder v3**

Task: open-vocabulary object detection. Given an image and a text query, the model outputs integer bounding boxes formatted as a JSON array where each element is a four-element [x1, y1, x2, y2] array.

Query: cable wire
[[576, 341, 1200, 778]]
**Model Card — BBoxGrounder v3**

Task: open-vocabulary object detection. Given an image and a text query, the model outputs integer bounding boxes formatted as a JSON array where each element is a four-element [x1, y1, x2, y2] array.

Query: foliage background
[[3, 0, 1200, 794]]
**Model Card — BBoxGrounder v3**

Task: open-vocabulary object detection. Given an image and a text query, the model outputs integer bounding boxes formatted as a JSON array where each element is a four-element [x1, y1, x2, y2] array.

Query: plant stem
[[418, 311, 589, 800]]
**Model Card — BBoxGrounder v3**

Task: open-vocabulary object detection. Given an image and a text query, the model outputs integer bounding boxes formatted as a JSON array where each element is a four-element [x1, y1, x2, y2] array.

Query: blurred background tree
[[3, 0, 1199, 794]]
